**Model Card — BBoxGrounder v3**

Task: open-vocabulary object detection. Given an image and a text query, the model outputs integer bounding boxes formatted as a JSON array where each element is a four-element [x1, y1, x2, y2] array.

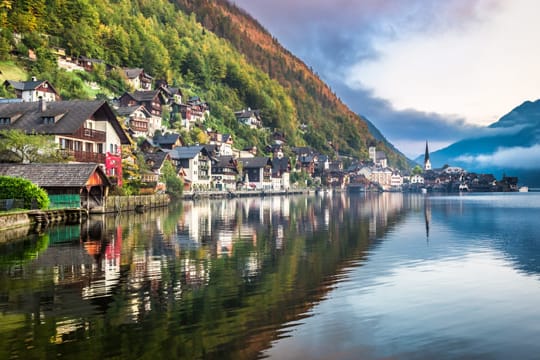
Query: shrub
[[0, 176, 50, 209]]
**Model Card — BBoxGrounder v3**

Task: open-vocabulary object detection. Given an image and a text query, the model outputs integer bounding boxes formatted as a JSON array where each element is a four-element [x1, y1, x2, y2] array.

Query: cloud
[[331, 82, 483, 157], [454, 144, 540, 169]]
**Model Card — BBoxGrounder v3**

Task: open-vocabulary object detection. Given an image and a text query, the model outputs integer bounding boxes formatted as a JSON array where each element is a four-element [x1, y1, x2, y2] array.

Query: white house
[[169, 146, 213, 190]]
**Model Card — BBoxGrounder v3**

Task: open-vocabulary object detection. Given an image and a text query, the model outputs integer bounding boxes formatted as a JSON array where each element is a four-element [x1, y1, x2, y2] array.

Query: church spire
[[424, 141, 432, 171]]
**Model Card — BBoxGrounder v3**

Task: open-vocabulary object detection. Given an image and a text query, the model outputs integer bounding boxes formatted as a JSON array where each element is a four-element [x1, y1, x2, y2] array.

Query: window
[[42, 116, 55, 124], [0, 117, 10, 125], [97, 143, 104, 153], [86, 143, 93, 152]]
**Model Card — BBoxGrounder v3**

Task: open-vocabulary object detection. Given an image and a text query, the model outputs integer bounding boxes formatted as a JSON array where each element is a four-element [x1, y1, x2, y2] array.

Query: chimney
[[38, 96, 46, 112], [31, 76, 37, 81]]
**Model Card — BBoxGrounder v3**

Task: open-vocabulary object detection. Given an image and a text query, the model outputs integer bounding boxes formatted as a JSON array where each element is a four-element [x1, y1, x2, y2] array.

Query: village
[[0, 58, 520, 213]]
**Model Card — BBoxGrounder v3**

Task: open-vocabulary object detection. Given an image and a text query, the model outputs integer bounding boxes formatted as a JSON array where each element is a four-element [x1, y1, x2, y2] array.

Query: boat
[[519, 186, 529, 192]]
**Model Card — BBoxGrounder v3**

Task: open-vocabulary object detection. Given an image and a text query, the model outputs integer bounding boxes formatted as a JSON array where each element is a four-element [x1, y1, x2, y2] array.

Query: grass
[[0, 60, 27, 82]]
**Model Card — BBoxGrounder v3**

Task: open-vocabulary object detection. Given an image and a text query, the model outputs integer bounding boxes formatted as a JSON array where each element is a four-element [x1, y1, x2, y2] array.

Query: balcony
[[74, 127, 106, 142], [60, 149, 106, 164]]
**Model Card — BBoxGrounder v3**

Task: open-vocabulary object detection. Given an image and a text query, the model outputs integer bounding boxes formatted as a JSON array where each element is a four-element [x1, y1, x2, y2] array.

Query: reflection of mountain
[[428, 195, 540, 275], [415, 100, 540, 186]]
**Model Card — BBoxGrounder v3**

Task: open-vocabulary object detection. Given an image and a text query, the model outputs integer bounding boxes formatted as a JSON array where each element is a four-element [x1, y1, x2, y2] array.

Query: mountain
[[416, 99, 540, 186], [0, 0, 410, 169]]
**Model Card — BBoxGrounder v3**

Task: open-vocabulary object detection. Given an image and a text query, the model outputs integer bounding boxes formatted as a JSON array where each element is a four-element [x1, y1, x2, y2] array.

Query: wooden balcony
[[74, 127, 106, 142], [59, 149, 106, 164]]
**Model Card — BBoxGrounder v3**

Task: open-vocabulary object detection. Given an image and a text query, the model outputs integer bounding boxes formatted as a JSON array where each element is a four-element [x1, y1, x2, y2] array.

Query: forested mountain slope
[[0, 0, 409, 168]]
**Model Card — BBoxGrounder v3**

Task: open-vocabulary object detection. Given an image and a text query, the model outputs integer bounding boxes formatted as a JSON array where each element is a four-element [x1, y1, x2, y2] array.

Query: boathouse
[[0, 163, 111, 209]]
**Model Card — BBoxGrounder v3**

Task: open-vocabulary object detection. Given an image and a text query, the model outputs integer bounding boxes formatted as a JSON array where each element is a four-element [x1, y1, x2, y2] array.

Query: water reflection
[[1, 193, 539, 359]]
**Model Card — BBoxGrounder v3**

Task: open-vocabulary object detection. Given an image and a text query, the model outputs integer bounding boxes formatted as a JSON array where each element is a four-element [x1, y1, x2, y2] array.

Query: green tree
[[0, 129, 66, 163], [0, 175, 50, 209], [160, 160, 183, 198]]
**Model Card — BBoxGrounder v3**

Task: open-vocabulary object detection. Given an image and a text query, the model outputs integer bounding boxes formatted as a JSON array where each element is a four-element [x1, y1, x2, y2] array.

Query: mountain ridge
[[416, 98, 540, 186]]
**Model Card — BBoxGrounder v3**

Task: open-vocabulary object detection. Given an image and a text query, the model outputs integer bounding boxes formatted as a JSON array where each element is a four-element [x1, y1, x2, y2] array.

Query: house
[[239, 157, 272, 190], [235, 108, 262, 129], [0, 99, 131, 184], [169, 146, 213, 190], [271, 154, 291, 190], [118, 90, 167, 134], [370, 167, 393, 190], [115, 104, 152, 138], [123, 68, 153, 91], [180, 96, 210, 130], [297, 154, 318, 175], [211, 155, 239, 191], [3, 78, 61, 102], [0, 163, 111, 210], [151, 133, 183, 150], [368, 146, 388, 168], [142, 151, 170, 192], [208, 131, 234, 156], [76, 56, 108, 72], [410, 174, 424, 184]]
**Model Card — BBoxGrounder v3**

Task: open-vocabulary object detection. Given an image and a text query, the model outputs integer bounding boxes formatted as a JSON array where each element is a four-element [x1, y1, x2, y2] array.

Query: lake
[[1, 192, 540, 359]]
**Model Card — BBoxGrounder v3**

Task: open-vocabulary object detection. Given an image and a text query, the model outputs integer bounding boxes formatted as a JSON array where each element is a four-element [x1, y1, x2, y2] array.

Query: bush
[[0, 176, 50, 209]]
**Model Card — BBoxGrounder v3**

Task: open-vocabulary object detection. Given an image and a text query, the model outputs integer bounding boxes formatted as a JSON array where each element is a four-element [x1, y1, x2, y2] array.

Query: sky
[[231, 0, 540, 158]]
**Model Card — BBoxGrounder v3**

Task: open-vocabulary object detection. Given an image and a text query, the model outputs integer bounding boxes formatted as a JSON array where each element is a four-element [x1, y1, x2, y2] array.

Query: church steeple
[[424, 141, 432, 171]]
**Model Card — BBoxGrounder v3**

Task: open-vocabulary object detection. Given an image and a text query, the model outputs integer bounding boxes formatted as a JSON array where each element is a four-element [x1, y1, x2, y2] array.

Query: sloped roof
[[144, 151, 170, 171], [123, 68, 152, 80], [0, 100, 130, 144], [235, 109, 260, 118], [5, 79, 57, 93], [239, 157, 271, 169], [169, 145, 206, 160], [213, 155, 237, 169], [0, 163, 110, 188], [115, 104, 151, 118], [154, 133, 181, 146]]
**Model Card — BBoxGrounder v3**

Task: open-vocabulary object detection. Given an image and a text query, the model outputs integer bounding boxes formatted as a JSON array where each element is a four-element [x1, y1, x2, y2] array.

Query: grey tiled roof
[[0, 100, 130, 144], [0, 163, 111, 188], [169, 146, 206, 160], [239, 157, 271, 169]]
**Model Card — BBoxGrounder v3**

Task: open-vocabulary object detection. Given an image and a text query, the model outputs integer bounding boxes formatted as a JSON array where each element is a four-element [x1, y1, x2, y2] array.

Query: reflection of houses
[[0, 100, 130, 182], [0, 163, 111, 210], [169, 146, 212, 190], [239, 157, 272, 190], [3, 78, 61, 102]]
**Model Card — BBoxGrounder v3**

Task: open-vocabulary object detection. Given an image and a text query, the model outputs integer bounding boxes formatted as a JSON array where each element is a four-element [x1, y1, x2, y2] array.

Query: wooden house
[[0, 163, 111, 210], [123, 68, 153, 91], [3, 78, 61, 102], [115, 104, 152, 138], [0, 99, 131, 183], [118, 90, 168, 134]]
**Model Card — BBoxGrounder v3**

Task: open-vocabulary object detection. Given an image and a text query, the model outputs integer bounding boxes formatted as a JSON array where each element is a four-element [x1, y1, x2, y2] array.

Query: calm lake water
[[1, 192, 540, 359]]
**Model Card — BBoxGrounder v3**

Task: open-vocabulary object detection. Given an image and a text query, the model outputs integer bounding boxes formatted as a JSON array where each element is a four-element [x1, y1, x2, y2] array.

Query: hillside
[[0, 0, 409, 168], [417, 100, 540, 186]]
